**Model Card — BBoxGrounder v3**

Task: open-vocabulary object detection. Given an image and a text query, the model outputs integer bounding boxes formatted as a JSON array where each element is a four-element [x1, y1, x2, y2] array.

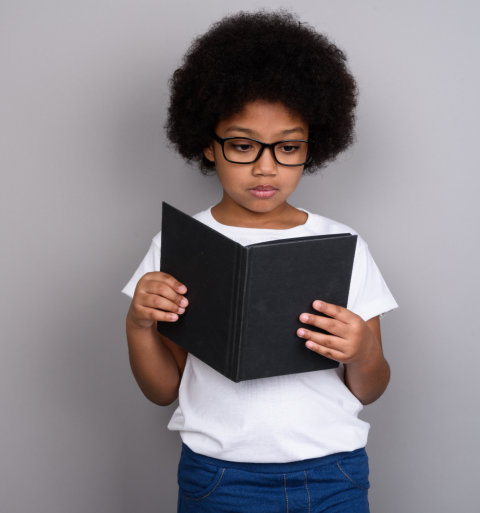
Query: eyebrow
[[224, 126, 307, 137]]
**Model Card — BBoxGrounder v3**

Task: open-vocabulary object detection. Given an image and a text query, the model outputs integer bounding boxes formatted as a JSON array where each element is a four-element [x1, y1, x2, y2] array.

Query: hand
[[128, 272, 188, 329], [297, 300, 378, 365]]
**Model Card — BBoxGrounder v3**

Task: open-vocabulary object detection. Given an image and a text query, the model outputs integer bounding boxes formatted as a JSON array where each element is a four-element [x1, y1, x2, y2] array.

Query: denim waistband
[[181, 443, 366, 474]]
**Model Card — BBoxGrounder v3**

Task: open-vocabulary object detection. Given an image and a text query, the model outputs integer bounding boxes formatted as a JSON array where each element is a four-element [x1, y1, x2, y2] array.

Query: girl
[[122, 11, 397, 513]]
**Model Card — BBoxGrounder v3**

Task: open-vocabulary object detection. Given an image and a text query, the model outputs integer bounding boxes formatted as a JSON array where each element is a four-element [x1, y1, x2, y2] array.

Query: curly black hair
[[166, 10, 357, 174]]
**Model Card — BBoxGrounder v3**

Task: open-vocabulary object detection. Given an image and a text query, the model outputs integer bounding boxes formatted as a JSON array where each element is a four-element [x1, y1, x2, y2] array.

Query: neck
[[211, 200, 307, 229]]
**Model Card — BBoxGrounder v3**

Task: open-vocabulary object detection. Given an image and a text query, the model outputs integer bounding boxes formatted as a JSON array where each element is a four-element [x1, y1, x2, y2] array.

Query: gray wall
[[1, 1, 478, 512]]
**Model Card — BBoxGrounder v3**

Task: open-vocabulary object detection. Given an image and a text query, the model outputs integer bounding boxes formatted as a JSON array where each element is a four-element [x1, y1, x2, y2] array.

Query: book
[[157, 202, 357, 382]]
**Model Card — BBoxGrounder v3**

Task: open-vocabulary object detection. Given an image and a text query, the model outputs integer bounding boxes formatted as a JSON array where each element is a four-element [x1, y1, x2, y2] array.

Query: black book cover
[[158, 202, 357, 382]]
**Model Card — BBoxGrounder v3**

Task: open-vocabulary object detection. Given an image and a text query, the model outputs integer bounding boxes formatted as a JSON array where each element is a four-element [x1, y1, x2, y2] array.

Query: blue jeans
[[177, 444, 370, 512]]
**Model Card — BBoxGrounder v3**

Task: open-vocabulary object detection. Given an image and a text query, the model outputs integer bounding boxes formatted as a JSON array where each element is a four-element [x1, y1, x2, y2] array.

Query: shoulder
[[306, 210, 401, 319], [301, 210, 372, 265], [302, 210, 360, 238]]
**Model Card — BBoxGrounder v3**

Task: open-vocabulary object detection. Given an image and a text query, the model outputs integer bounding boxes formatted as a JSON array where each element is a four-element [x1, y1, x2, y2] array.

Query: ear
[[203, 144, 215, 163]]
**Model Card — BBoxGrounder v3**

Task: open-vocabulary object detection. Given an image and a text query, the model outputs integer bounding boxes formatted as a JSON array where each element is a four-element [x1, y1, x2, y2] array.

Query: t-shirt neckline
[[205, 206, 312, 235]]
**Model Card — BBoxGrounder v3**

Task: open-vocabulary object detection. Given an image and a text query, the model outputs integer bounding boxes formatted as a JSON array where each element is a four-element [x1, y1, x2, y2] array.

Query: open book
[[157, 202, 357, 382]]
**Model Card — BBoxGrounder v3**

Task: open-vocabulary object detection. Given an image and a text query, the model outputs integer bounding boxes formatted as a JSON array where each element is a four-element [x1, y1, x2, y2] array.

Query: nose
[[253, 147, 277, 175]]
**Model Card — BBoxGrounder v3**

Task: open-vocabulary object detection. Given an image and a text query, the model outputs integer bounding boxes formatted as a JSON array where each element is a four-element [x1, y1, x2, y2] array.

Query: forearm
[[126, 309, 181, 406], [344, 344, 390, 405]]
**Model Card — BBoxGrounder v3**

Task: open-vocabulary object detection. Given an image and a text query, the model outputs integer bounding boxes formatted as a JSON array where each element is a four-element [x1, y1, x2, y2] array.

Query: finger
[[311, 300, 355, 324], [143, 272, 187, 295], [141, 292, 186, 315], [135, 304, 180, 323], [298, 312, 347, 338], [297, 327, 346, 353], [160, 273, 188, 294], [144, 280, 189, 308], [304, 338, 344, 362]]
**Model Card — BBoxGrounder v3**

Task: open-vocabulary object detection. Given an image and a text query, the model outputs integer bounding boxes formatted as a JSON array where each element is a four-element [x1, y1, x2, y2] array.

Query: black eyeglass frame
[[213, 133, 313, 167]]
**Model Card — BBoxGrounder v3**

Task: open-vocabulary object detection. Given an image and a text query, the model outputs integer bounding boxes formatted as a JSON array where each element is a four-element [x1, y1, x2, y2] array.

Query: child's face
[[203, 100, 308, 224]]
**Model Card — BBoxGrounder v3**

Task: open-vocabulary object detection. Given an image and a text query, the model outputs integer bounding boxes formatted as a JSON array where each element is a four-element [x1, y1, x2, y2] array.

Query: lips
[[248, 185, 278, 199]]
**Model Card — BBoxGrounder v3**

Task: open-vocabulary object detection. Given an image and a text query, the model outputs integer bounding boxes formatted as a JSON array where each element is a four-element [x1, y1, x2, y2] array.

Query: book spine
[[228, 246, 248, 381], [233, 247, 253, 382]]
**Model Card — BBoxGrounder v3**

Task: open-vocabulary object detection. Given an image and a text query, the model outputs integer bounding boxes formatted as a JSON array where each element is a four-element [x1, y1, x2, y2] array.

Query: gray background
[[1, 1, 478, 512]]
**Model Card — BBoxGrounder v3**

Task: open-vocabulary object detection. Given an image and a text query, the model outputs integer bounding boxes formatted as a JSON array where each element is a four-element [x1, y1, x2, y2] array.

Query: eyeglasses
[[213, 134, 313, 167]]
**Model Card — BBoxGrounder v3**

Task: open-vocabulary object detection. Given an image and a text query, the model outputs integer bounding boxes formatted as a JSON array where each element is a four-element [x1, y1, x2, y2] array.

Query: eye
[[226, 139, 257, 153], [277, 143, 300, 153], [233, 143, 254, 152]]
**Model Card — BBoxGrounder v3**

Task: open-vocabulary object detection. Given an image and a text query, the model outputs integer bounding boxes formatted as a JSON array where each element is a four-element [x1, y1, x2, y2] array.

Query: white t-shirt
[[122, 207, 398, 463]]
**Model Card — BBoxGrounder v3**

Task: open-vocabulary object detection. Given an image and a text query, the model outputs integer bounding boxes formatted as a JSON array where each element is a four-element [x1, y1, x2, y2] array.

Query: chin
[[247, 202, 282, 214]]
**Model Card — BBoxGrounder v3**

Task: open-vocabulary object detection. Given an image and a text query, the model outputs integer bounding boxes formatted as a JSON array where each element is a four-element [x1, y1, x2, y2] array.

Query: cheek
[[215, 169, 244, 192], [286, 171, 304, 191]]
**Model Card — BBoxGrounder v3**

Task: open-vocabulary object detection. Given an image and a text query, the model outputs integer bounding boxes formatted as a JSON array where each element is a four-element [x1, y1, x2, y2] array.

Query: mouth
[[248, 185, 278, 199]]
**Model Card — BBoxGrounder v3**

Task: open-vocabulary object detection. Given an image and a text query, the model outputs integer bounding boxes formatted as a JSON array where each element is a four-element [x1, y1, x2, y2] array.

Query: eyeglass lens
[[223, 138, 309, 165]]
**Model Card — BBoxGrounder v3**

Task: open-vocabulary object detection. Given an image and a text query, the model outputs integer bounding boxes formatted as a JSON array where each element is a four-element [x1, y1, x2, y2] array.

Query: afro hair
[[166, 10, 357, 174]]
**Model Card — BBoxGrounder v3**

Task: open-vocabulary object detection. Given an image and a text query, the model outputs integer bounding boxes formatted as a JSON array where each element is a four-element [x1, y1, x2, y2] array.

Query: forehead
[[216, 100, 308, 139]]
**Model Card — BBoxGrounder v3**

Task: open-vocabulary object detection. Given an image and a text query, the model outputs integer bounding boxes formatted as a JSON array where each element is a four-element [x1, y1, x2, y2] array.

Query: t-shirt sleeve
[[121, 237, 161, 299], [346, 236, 398, 321]]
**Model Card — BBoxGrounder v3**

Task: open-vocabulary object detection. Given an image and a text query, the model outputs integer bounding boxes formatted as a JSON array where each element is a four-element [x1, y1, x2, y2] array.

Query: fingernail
[[177, 307, 185, 314], [297, 328, 305, 337], [170, 313, 178, 321], [180, 297, 188, 307], [300, 313, 309, 322], [306, 341, 314, 350], [177, 285, 187, 294], [313, 300, 323, 309]]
